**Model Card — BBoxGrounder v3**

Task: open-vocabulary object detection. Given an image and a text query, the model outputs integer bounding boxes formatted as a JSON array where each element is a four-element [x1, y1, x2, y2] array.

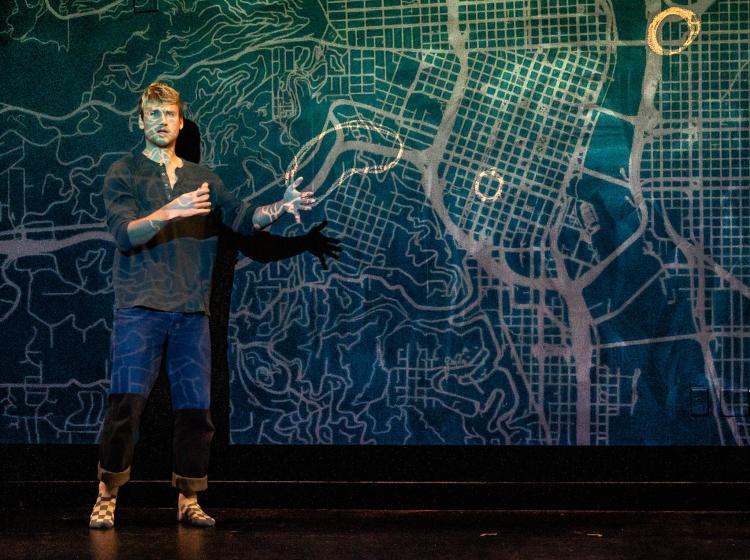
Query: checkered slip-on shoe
[[89, 494, 117, 529], [178, 499, 215, 528]]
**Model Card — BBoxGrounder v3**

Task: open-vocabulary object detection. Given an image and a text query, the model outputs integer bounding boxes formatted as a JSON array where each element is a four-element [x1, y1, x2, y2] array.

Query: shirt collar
[[133, 150, 163, 173], [133, 150, 189, 173]]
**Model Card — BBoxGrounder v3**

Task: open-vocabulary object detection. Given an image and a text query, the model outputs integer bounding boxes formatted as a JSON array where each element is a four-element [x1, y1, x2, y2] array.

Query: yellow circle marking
[[647, 7, 701, 56], [472, 168, 505, 202]]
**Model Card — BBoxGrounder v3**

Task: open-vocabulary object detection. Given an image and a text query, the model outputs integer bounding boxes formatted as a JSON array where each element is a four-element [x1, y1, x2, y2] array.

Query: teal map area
[[0, 0, 748, 445]]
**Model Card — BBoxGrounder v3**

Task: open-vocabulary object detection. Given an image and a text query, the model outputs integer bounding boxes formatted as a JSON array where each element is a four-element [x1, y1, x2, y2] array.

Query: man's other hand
[[162, 182, 212, 221]]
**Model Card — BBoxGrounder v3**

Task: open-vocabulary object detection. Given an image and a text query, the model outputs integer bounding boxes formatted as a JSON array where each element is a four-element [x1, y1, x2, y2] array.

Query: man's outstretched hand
[[282, 176, 316, 224], [304, 221, 341, 270]]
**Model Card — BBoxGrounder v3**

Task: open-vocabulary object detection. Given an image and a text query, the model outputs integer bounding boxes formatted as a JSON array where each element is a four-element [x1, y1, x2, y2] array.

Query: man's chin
[[148, 136, 176, 147]]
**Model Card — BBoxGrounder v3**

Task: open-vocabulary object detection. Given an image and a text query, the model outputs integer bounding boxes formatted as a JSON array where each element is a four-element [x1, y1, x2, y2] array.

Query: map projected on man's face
[[0, 1, 747, 447], [141, 104, 182, 151]]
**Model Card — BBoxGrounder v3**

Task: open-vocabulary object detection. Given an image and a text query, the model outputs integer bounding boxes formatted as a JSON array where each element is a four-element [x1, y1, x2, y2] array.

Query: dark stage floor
[[2, 509, 750, 559]]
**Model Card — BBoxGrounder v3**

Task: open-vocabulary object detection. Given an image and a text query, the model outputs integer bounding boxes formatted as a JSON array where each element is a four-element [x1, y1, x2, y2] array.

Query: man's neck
[[142, 144, 179, 167]]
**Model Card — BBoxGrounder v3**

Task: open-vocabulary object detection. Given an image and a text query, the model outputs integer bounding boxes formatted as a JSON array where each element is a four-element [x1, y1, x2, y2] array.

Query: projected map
[[0, 0, 748, 445]]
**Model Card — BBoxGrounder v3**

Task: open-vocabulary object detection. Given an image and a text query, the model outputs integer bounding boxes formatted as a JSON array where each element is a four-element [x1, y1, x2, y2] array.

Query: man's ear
[[138, 113, 144, 130]]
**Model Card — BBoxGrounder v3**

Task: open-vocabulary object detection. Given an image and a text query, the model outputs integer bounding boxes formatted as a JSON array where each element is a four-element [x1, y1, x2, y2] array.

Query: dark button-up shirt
[[102, 152, 255, 314]]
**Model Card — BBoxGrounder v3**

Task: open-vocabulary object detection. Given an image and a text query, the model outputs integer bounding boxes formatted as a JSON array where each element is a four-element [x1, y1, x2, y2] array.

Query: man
[[90, 82, 315, 529]]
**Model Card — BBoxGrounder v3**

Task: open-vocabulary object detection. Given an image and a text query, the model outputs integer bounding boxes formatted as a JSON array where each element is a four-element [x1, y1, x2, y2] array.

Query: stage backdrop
[[0, 0, 748, 446]]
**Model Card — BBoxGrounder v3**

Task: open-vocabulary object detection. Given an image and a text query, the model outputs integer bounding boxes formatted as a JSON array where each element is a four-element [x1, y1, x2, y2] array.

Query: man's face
[[139, 102, 183, 149]]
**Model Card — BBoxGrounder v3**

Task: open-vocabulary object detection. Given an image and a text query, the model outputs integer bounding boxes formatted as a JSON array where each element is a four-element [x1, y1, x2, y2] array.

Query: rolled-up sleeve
[[212, 176, 256, 236], [102, 162, 138, 252]]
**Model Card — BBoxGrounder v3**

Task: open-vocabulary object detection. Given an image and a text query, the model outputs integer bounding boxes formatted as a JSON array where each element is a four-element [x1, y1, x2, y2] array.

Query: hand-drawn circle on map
[[285, 119, 404, 203], [472, 168, 505, 202], [646, 7, 701, 56]]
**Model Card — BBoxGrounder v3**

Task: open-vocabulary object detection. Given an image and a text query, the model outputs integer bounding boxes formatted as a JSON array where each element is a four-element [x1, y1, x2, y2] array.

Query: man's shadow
[[134, 118, 340, 478], [209, 222, 340, 449]]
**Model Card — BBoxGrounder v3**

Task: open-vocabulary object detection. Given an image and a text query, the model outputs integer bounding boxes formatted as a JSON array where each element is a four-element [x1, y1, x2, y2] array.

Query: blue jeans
[[97, 307, 214, 493]]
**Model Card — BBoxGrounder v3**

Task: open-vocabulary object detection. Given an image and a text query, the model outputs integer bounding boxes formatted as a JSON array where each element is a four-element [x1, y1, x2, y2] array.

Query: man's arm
[[125, 213, 168, 247], [206, 174, 316, 237], [103, 163, 212, 251], [251, 176, 315, 230], [126, 183, 212, 246]]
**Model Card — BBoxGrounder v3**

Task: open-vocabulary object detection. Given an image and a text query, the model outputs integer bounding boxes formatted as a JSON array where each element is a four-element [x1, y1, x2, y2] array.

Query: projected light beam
[[285, 118, 404, 204]]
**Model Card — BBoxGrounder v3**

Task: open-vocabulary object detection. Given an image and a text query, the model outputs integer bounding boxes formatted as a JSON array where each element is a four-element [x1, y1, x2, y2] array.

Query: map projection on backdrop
[[0, 0, 748, 445]]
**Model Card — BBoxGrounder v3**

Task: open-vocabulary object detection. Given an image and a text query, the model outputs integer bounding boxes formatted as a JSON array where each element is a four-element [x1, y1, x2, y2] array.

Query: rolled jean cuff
[[97, 462, 131, 488], [172, 472, 208, 493]]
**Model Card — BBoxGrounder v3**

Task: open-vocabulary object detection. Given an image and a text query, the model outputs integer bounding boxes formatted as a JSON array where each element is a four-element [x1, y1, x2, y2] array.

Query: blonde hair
[[138, 82, 183, 117]]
